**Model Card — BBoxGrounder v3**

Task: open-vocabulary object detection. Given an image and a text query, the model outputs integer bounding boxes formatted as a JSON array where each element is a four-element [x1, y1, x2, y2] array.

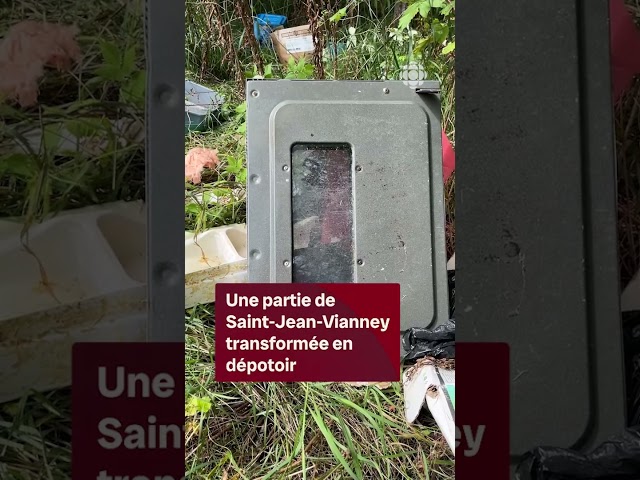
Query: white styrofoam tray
[[0, 201, 147, 402], [185, 224, 247, 308]]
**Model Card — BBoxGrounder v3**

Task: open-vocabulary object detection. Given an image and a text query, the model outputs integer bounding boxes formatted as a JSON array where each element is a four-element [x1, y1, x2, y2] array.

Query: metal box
[[246, 80, 449, 349], [457, 0, 626, 468]]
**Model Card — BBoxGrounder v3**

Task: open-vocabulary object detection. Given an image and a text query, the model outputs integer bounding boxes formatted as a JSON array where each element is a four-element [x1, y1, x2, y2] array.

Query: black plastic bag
[[515, 426, 640, 479], [402, 319, 455, 362], [515, 311, 640, 479], [401, 267, 456, 362]]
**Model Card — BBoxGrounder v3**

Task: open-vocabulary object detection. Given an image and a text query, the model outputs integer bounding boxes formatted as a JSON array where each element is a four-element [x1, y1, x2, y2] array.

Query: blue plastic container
[[253, 14, 287, 44], [184, 80, 224, 134]]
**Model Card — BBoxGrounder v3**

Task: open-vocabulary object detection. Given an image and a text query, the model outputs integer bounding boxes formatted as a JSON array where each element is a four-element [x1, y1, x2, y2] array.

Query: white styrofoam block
[[0, 201, 145, 322], [185, 224, 247, 308], [0, 201, 146, 402], [0, 288, 146, 403]]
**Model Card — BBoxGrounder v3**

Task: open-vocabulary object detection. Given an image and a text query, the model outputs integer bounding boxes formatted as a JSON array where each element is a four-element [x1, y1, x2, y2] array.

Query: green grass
[[0, 390, 71, 479], [0, 0, 145, 223], [185, 306, 454, 480]]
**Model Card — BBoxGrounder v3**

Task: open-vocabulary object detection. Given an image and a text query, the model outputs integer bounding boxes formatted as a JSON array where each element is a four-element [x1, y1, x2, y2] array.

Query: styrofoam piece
[[0, 288, 146, 403], [0, 201, 146, 402], [447, 253, 455, 271], [185, 224, 247, 308], [0, 201, 146, 321], [622, 269, 640, 312]]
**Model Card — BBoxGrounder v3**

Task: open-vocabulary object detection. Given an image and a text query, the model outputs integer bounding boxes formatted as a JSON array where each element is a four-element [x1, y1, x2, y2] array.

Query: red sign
[[215, 283, 401, 382], [456, 342, 510, 479], [72, 342, 185, 479]]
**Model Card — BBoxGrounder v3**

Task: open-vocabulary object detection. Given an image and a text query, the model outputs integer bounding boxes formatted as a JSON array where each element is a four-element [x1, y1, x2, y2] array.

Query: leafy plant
[[285, 57, 315, 79], [185, 395, 212, 416], [399, 0, 455, 55], [93, 40, 146, 106]]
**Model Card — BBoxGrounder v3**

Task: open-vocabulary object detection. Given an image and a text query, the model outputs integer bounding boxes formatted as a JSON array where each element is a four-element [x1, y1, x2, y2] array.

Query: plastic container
[[185, 80, 224, 134], [0, 201, 147, 402], [254, 13, 287, 44], [185, 224, 247, 307]]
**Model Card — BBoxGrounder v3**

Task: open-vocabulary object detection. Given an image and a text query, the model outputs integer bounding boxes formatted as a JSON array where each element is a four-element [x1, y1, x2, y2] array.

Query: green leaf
[[185, 203, 201, 214], [0, 103, 24, 120], [95, 64, 124, 82], [235, 102, 247, 115], [430, 0, 445, 7], [65, 117, 110, 138], [121, 46, 137, 76], [329, 6, 348, 23], [185, 396, 212, 416], [264, 63, 273, 78], [0, 153, 36, 178], [43, 123, 64, 155], [413, 37, 430, 55], [432, 20, 449, 44], [213, 188, 230, 198], [398, 2, 422, 30], [120, 70, 146, 105], [61, 99, 103, 114], [99, 40, 121, 67], [442, 41, 455, 54], [235, 122, 246, 134], [225, 157, 244, 174], [419, 1, 431, 17], [236, 169, 247, 184]]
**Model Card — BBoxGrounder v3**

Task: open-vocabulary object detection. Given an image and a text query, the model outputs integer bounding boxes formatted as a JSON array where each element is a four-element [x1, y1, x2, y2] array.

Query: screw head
[[283, 260, 291, 267], [355, 165, 362, 172], [251, 90, 259, 97], [153, 261, 180, 286], [155, 84, 179, 107], [282, 165, 290, 172], [357, 259, 364, 266], [383, 87, 390, 94]]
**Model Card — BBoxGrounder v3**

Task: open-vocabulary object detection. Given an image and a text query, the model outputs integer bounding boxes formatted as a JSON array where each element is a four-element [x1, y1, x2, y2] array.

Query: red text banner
[[215, 283, 401, 382]]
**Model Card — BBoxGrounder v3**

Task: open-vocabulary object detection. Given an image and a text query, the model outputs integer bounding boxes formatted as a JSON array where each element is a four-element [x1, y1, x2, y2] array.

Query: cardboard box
[[270, 24, 315, 64]]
